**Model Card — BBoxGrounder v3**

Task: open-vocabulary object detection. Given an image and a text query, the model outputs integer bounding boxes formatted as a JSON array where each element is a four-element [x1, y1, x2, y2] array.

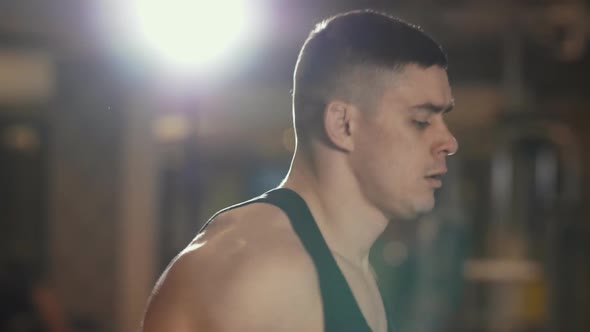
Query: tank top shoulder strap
[[199, 188, 394, 332]]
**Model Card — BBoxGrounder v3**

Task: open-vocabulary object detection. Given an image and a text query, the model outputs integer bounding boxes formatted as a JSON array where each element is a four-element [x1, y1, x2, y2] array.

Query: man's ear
[[324, 100, 356, 152]]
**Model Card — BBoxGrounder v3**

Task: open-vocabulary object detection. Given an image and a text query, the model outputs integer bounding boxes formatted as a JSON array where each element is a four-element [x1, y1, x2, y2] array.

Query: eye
[[413, 120, 430, 129]]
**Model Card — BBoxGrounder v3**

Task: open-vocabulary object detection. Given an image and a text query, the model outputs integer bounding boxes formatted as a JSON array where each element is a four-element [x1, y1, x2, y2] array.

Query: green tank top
[[200, 188, 395, 332]]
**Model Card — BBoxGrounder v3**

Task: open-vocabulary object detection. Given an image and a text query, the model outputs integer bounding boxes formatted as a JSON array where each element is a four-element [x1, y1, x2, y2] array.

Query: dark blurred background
[[1, 0, 589, 332]]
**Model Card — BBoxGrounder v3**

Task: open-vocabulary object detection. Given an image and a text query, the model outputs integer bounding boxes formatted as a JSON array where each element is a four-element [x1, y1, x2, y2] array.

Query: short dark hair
[[292, 9, 448, 143]]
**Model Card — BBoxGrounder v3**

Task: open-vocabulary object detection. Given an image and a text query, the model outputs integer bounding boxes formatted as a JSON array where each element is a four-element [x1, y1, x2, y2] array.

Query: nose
[[446, 136, 459, 156], [435, 124, 459, 157]]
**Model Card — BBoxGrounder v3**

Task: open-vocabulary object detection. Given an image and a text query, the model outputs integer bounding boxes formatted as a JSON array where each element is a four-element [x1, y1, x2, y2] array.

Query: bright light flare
[[130, 0, 253, 69]]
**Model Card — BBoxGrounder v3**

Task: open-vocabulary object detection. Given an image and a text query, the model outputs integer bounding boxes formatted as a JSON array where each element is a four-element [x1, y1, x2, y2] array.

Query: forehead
[[380, 65, 452, 108]]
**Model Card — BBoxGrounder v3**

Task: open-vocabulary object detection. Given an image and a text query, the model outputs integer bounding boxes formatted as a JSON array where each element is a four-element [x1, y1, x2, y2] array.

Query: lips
[[425, 175, 443, 188], [426, 168, 447, 178], [425, 169, 446, 188]]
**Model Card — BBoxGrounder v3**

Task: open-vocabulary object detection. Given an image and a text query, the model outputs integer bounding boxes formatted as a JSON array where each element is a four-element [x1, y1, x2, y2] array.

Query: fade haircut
[[292, 9, 448, 144]]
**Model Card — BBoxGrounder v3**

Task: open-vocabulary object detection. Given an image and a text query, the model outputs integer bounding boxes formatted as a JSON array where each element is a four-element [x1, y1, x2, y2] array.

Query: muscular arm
[[140, 216, 322, 332]]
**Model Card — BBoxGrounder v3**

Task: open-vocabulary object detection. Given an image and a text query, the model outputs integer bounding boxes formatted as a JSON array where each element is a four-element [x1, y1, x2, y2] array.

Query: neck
[[280, 148, 389, 270]]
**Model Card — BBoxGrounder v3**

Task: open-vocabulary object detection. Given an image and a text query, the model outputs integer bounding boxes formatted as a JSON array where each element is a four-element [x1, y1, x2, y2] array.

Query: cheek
[[352, 120, 425, 183], [355, 134, 414, 188], [385, 138, 430, 194], [351, 131, 392, 185]]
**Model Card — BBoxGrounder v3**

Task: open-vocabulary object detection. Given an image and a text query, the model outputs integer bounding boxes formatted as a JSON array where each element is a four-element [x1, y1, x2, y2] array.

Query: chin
[[410, 197, 436, 217], [390, 200, 434, 221]]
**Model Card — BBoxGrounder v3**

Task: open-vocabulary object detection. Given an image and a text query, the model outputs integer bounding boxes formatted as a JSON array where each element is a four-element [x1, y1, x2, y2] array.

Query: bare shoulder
[[141, 203, 323, 332]]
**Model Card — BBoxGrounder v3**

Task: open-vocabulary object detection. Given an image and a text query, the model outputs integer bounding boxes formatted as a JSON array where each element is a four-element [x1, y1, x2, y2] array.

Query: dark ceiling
[[0, 0, 589, 96]]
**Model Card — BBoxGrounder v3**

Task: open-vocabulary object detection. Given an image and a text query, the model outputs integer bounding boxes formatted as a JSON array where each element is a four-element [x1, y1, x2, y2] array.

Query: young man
[[141, 9, 458, 332]]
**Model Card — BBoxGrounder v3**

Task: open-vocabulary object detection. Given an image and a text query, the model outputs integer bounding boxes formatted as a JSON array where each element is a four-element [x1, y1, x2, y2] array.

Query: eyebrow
[[410, 101, 455, 114]]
